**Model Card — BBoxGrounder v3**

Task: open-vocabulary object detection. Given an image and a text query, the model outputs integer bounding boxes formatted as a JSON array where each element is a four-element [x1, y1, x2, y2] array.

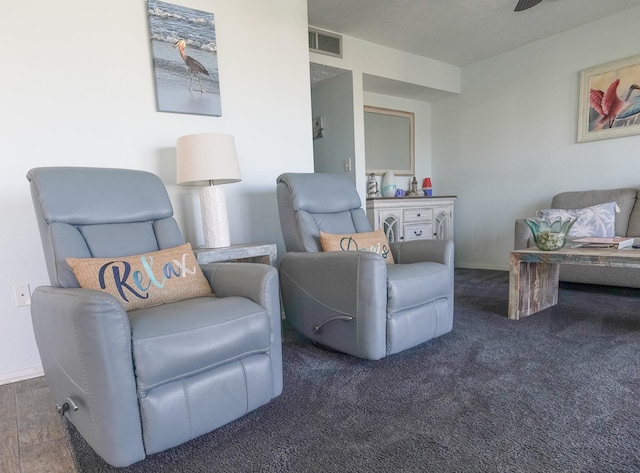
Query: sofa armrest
[[31, 286, 145, 467], [514, 219, 533, 250]]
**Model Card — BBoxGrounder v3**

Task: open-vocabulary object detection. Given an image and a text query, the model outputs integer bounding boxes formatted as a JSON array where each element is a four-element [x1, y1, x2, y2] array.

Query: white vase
[[381, 171, 396, 197]]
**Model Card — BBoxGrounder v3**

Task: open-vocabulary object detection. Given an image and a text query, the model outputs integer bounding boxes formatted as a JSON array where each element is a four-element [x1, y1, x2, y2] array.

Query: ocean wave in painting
[[147, 0, 216, 52]]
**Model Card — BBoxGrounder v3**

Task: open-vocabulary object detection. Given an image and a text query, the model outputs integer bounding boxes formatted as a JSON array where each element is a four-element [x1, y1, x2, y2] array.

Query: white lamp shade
[[176, 133, 242, 185]]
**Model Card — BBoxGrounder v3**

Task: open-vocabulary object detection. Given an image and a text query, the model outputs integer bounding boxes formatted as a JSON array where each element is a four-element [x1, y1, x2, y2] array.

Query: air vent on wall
[[309, 28, 342, 58]]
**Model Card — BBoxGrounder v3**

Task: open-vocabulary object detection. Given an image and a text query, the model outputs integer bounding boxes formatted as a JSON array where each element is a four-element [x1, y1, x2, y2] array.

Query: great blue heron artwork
[[173, 39, 209, 92], [146, 0, 221, 116]]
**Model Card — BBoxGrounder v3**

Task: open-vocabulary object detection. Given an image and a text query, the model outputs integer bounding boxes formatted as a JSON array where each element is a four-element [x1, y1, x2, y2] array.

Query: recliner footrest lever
[[56, 397, 79, 416], [313, 315, 353, 334]]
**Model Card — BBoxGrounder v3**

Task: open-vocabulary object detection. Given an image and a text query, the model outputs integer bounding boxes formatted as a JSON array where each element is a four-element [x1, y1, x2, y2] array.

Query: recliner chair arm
[[200, 262, 283, 395], [31, 286, 145, 467], [279, 251, 388, 359], [390, 239, 454, 266], [201, 262, 279, 315], [279, 251, 387, 313]]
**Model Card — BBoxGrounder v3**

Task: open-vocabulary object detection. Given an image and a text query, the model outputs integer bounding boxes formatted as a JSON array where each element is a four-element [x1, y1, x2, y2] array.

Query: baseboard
[[454, 263, 509, 271], [0, 365, 44, 385]]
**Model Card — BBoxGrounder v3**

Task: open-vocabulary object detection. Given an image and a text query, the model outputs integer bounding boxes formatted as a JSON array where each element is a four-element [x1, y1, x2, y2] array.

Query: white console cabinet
[[366, 196, 456, 242]]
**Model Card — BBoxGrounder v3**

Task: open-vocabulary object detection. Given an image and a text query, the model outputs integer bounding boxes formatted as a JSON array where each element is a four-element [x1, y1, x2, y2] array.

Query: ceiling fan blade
[[514, 0, 544, 11]]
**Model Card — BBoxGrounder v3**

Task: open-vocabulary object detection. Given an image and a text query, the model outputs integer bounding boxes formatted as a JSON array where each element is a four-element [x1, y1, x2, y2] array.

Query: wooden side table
[[194, 243, 277, 267]]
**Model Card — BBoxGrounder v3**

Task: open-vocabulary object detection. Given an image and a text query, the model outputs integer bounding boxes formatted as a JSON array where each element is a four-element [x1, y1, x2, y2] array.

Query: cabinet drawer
[[404, 208, 432, 222], [404, 223, 432, 241]]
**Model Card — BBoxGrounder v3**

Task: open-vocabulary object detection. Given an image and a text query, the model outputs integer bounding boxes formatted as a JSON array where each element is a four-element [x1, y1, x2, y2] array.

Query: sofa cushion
[[67, 243, 213, 311], [320, 229, 395, 264], [537, 202, 616, 237]]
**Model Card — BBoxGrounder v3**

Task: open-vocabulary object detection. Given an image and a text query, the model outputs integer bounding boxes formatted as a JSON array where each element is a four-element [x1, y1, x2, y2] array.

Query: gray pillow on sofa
[[537, 202, 617, 237]]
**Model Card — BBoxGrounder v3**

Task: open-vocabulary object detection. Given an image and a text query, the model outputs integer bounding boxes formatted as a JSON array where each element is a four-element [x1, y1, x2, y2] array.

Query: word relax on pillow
[[537, 202, 617, 238], [67, 243, 213, 311], [319, 229, 395, 264]]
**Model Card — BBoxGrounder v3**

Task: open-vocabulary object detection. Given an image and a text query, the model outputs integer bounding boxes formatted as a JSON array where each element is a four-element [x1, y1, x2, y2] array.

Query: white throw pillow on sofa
[[537, 202, 617, 237]]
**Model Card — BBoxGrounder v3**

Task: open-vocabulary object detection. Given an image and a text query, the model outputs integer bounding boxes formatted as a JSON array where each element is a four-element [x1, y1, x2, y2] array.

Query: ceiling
[[307, 0, 640, 67]]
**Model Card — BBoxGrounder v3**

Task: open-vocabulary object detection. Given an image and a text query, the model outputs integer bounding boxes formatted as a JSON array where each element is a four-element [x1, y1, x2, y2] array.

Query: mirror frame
[[364, 106, 415, 176]]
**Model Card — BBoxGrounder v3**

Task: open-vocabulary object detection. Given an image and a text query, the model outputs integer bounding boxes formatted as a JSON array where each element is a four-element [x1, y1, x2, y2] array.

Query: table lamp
[[176, 133, 241, 248]]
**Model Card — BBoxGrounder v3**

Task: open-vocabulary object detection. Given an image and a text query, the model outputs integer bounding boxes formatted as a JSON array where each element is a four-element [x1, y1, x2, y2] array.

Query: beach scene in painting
[[588, 62, 640, 132], [147, 0, 221, 116]]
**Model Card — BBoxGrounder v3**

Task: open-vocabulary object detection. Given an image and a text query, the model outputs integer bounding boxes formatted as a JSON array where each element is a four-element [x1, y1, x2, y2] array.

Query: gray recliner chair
[[276, 172, 454, 360], [27, 167, 283, 467]]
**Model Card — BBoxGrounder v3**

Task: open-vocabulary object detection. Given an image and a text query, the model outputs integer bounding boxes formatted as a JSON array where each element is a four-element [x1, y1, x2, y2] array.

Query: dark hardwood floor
[[0, 377, 76, 473]]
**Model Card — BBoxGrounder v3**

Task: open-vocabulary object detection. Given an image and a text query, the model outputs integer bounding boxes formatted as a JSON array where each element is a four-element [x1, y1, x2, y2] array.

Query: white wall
[[310, 35, 460, 198], [433, 6, 640, 270], [312, 72, 356, 179], [0, 0, 313, 384]]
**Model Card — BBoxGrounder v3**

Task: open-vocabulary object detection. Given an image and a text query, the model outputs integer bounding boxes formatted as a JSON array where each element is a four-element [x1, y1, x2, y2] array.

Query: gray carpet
[[65, 269, 640, 472]]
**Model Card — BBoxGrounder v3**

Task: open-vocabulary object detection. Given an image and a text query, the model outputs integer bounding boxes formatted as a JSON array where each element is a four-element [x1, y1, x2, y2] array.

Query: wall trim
[[455, 263, 508, 271], [0, 365, 44, 385]]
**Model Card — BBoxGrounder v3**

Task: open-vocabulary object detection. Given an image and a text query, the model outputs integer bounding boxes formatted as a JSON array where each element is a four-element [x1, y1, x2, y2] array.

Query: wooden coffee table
[[509, 246, 640, 320]]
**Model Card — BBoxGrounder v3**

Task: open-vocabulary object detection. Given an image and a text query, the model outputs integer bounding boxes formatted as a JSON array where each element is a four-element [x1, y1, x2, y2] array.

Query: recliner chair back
[[28, 167, 184, 288], [276, 173, 371, 252]]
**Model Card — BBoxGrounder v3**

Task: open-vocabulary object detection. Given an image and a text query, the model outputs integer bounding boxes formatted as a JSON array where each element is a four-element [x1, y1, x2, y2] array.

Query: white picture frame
[[578, 53, 640, 143]]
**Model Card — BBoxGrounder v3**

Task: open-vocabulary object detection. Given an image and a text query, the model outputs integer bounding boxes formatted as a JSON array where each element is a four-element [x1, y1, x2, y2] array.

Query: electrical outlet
[[344, 158, 352, 172], [13, 283, 31, 307]]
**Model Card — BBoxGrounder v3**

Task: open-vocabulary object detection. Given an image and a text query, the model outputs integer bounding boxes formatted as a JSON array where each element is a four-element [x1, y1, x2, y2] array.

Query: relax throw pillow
[[537, 202, 617, 237], [319, 229, 395, 264], [67, 243, 213, 311]]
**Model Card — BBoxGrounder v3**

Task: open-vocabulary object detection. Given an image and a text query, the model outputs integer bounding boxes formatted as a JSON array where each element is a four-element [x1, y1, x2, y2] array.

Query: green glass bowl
[[525, 217, 577, 251]]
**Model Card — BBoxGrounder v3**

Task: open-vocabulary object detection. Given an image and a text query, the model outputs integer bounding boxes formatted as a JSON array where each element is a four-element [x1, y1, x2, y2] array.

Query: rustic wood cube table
[[509, 246, 640, 320]]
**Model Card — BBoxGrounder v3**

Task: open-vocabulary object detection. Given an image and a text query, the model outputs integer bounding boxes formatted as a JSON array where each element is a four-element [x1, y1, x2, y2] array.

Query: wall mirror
[[364, 106, 415, 176]]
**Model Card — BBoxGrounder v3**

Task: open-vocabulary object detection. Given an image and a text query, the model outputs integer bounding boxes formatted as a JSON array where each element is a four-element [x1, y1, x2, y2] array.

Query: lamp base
[[200, 186, 230, 248]]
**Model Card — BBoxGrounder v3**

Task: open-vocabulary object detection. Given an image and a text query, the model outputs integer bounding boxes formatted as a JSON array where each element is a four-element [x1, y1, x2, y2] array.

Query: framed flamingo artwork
[[578, 54, 640, 142], [146, 0, 221, 116]]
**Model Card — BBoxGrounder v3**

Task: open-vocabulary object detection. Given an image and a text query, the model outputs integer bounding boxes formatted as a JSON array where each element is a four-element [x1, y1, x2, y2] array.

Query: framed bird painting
[[146, 0, 221, 116], [578, 53, 640, 142]]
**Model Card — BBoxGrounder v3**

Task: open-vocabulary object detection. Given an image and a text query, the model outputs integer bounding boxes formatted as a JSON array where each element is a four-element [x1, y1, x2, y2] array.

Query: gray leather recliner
[[27, 167, 283, 467], [276, 172, 454, 360]]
